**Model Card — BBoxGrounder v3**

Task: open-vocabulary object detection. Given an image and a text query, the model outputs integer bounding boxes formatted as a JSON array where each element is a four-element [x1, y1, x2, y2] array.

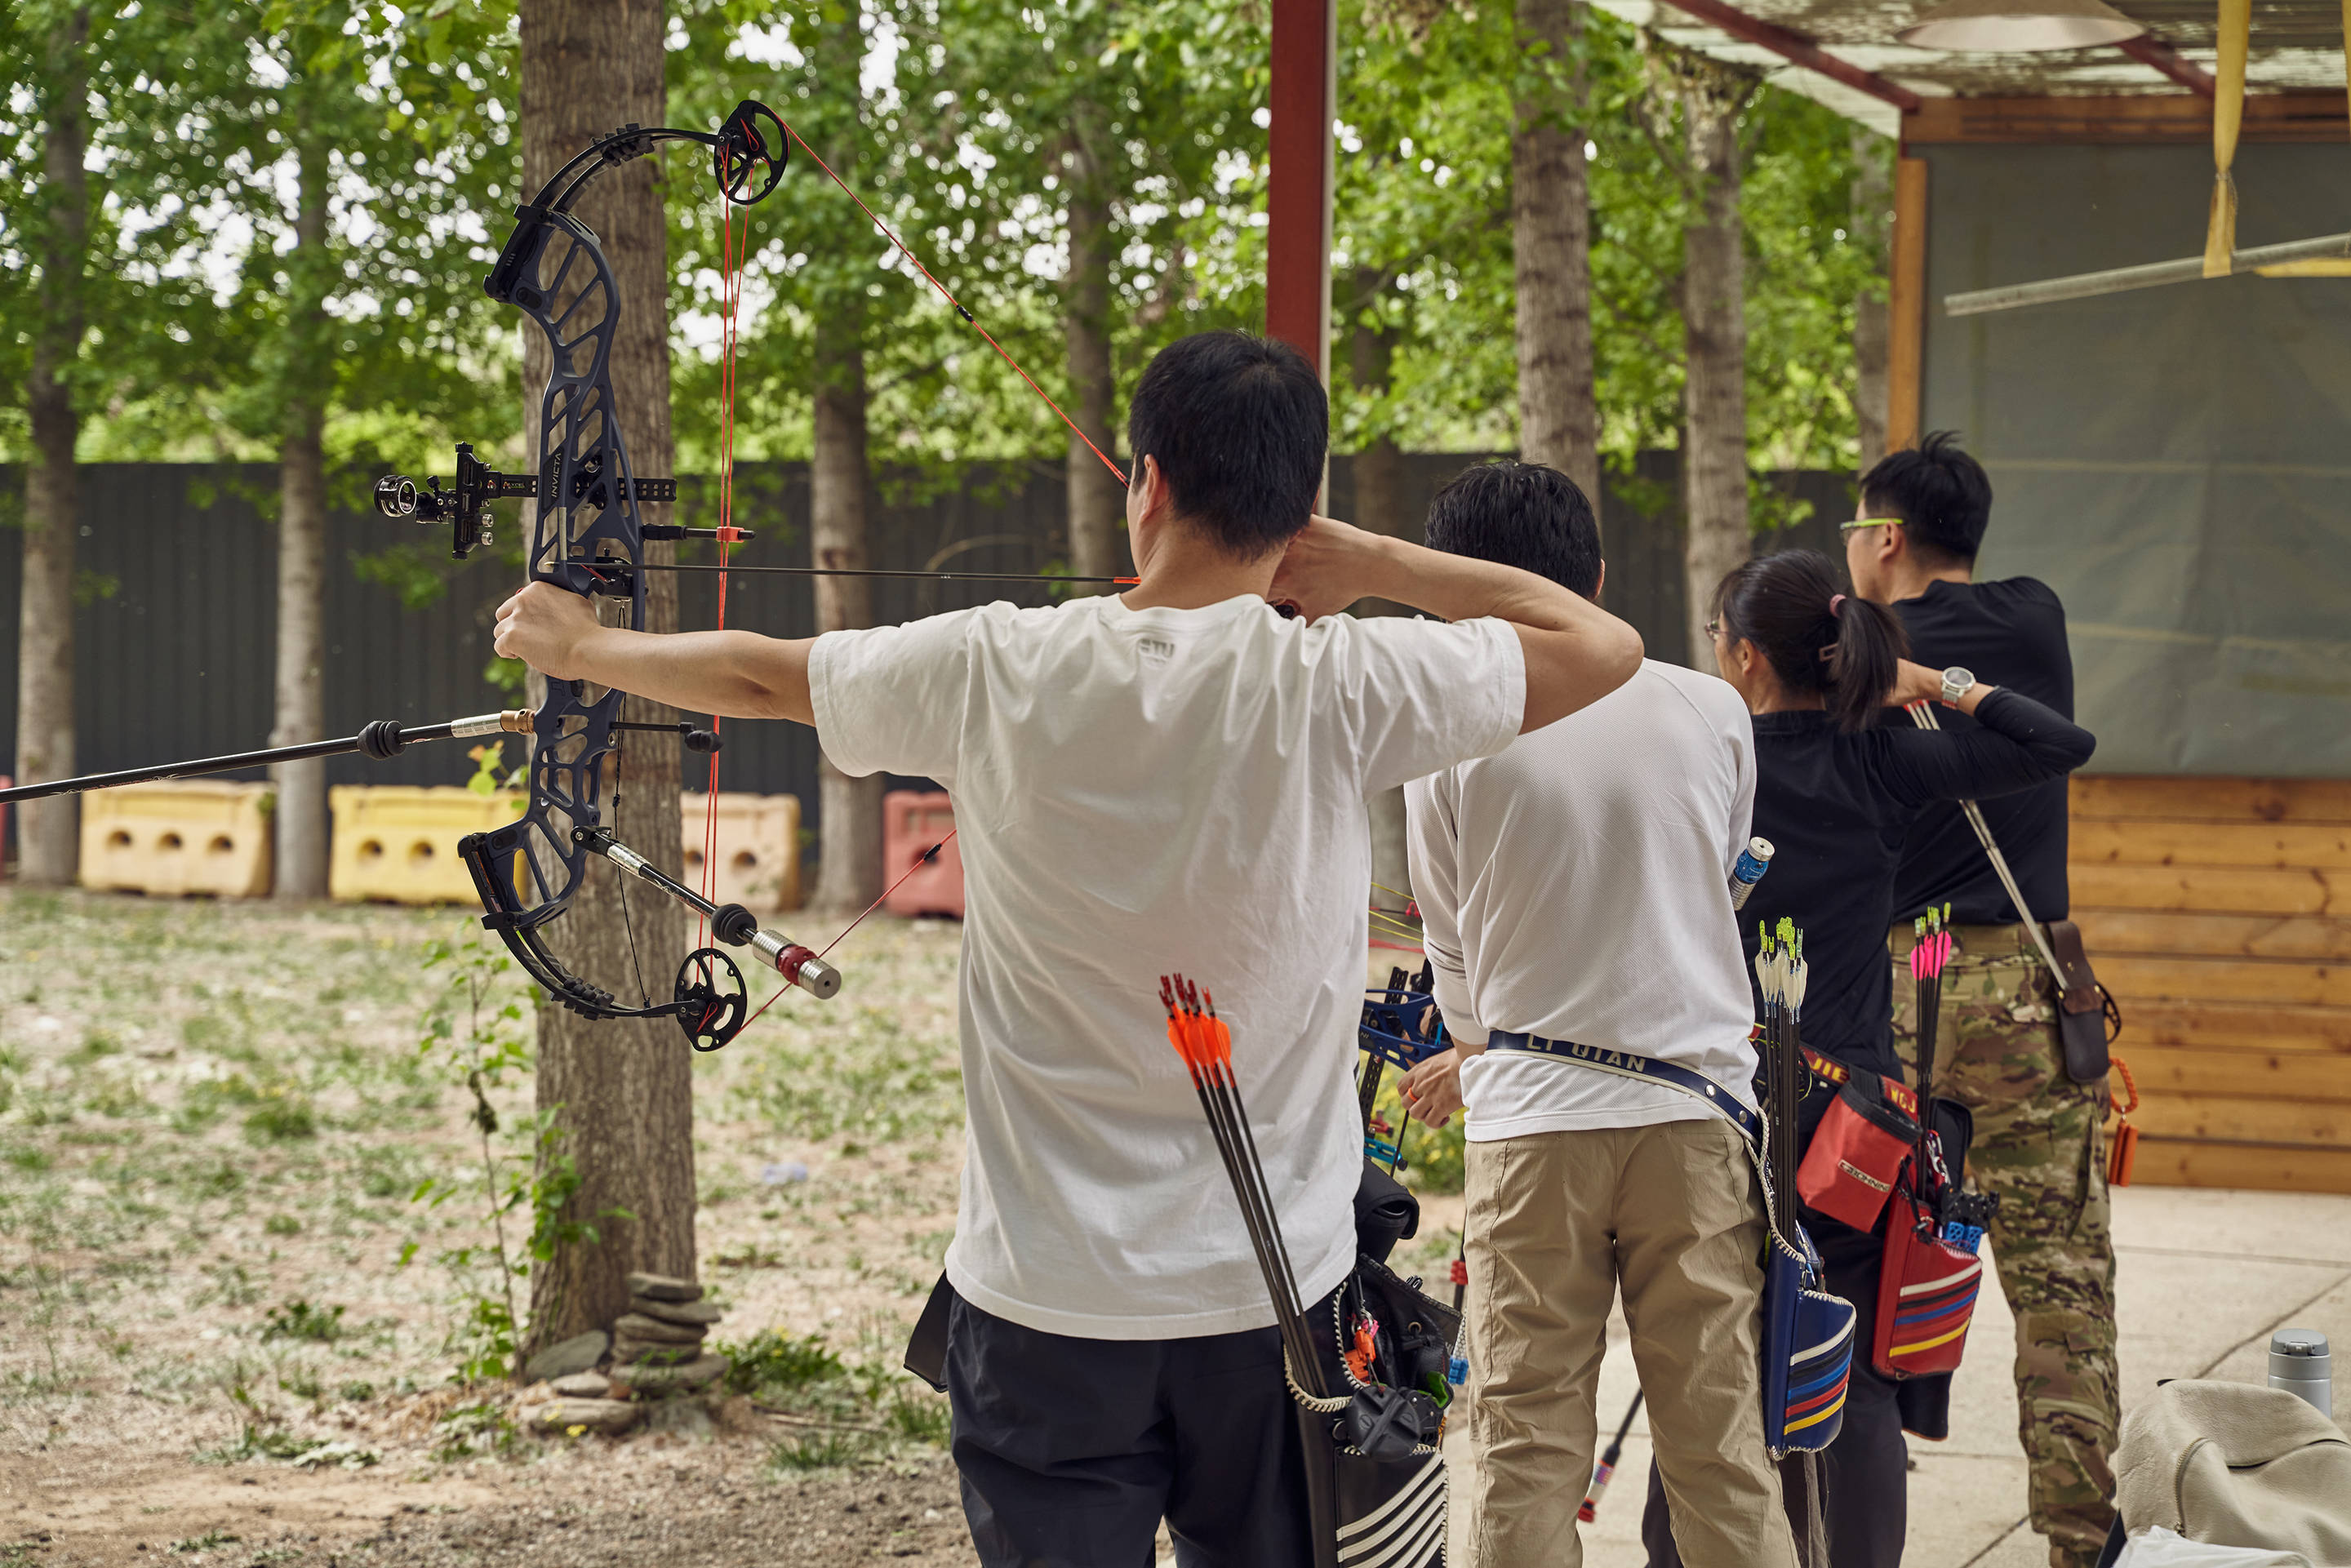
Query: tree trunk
[[1511, 0, 1601, 516], [1850, 124, 1891, 476], [1680, 77, 1752, 671], [1063, 100, 1127, 587], [519, 0, 695, 1357], [272, 108, 331, 899], [811, 10, 884, 917], [14, 8, 91, 886], [1349, 268, 1412, 903]]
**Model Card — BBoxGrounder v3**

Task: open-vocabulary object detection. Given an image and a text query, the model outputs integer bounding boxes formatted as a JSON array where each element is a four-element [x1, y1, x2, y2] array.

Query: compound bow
[[374, 99, 838, 1052]]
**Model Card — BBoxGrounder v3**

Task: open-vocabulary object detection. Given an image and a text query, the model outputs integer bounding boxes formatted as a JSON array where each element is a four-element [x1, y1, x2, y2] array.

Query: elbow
[[1607, 619, 1647, 686]]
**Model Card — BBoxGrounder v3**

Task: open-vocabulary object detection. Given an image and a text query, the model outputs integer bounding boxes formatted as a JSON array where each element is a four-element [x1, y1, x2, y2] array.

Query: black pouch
[[2048, 919, 2119, 1083], [1353, 1158, 1420, 1266], [903, 1273, 953, 1393]]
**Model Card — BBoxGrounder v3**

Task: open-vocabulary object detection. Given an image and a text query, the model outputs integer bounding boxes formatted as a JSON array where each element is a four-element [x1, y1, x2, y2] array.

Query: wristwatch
[[1940, 666, 1977, 704]]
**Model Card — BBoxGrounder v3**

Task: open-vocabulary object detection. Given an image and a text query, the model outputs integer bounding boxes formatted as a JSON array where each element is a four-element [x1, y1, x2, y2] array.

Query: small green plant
[[263, 1214, 302, 1237], [261, 1301, 344, 1344], [170, 1530, 242, 1554], [721, 1329, 844, 1395], [404, 927, 620, 1385], [336, 1380, 377, 1403], [769, 1431, 862, 1471], [242, 1086, 318, 1143], [430, 1401, 514, 1462]]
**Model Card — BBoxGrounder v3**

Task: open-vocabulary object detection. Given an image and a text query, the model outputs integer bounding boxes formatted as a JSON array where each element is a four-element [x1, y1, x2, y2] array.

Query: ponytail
[[1711, 550, 1906, 731]]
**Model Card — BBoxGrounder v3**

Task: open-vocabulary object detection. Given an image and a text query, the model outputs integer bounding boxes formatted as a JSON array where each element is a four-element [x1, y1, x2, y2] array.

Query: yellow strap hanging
[[2203, 0, 2251, 277]]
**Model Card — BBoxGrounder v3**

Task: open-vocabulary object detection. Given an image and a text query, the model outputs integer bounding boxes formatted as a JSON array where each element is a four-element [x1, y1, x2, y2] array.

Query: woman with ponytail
[[1642, 549, 2095, 1568]]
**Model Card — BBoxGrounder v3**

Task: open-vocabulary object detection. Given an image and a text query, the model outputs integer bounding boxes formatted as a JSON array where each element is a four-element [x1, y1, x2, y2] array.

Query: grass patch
[[260, 1300, 343, 1343]]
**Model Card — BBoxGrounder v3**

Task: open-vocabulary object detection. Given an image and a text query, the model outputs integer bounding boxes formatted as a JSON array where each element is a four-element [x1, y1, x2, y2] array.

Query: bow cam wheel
[[674, 947, 749, 1052]]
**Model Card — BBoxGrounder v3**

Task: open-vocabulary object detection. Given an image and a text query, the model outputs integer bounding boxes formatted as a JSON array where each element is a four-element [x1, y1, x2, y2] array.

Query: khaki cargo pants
[[1463, 1116, 1798, 1568]]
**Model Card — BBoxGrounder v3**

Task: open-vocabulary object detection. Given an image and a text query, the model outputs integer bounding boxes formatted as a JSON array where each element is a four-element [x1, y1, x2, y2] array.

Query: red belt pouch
[[1796, 1073, 1918, 1233], [1872, 1185, 1983, 1378]]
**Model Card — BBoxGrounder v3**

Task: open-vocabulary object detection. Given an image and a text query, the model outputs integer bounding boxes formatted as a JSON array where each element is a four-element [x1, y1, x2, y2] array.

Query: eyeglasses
[[1839, 517, 1900, 537], [1704, 619, 1722, 640]]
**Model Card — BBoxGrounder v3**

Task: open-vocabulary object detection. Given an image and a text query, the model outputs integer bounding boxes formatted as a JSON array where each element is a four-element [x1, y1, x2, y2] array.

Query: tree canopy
[[0, 0, 1887, 486]]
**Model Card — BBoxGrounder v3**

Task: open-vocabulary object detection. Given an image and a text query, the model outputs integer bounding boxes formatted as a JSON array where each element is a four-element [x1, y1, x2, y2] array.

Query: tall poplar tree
[[516, 0, 699, 1348], [12, 6, 91, 884]]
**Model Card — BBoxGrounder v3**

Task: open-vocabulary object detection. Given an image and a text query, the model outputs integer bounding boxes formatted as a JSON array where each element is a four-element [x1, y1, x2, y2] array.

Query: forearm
[[1352, 532, 1591, 633], [567, 625, 816, 725], [1359, 535, 1644, 733]]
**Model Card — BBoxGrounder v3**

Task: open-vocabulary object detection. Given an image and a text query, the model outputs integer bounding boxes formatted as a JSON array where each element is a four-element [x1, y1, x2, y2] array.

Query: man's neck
[[1887, 557, 1973, 604], [1120, 521, 1281, 612]]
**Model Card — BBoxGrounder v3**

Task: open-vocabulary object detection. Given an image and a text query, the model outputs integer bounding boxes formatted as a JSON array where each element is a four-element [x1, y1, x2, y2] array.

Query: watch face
[[1944, 666, 1974, 687]]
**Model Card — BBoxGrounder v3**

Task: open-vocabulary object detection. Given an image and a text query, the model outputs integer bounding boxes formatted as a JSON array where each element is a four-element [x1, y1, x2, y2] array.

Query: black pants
[[944, 1284, 1314, 1568], [1642, 1210, 1908, 1568]]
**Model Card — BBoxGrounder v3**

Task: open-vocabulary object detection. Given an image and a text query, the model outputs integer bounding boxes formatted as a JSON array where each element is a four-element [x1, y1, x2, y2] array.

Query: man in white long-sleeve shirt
[[1398, 461, 1796, 1568]]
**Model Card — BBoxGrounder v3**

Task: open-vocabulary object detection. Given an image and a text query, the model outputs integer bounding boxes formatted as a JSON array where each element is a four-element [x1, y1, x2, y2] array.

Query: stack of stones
[[520, 1273, 732, 1437], [607, 1271, 731, 1396]]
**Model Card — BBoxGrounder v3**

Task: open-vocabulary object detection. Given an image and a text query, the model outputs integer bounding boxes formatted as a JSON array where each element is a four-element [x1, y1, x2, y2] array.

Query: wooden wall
[[2070, 776, 2351, 1193]]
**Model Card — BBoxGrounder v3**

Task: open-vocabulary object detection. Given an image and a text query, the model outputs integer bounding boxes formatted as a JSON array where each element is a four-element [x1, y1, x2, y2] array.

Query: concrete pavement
[[1439, 1184, 2351, 1566]]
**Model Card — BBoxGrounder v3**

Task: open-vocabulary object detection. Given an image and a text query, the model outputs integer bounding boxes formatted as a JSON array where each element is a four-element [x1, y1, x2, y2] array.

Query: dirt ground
[[0, 890, 1461, 1566], [0, 891, 982, 1566], [2, 1439, 974, 1566]]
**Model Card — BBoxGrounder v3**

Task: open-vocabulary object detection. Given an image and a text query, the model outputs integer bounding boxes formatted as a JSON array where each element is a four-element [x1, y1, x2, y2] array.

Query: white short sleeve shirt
[[811, 594, 1524, 1339]]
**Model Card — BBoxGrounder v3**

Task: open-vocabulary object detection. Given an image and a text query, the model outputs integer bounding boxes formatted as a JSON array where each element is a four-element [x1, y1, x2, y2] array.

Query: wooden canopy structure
[[1260, 0, 2351, 1193]]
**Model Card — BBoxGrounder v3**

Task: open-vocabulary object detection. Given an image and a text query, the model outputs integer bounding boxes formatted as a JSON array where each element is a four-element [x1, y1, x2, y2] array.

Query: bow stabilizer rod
[[579, 828, 842, 1002], [0, 711, 536, 804]]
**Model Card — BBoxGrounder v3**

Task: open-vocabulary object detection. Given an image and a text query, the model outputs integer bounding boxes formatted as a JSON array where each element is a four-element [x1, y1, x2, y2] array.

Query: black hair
[[1859, 430, 1993, 564], [1424, 461, 1602, 598], [1712, 549, 1908, 732], [1126, 331, 1328, 561]]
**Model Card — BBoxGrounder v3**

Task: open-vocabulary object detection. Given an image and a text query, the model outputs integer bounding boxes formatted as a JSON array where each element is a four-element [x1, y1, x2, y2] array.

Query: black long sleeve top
[[1741, 687, 2095, 1082], [1891, 578, 2078, 925]]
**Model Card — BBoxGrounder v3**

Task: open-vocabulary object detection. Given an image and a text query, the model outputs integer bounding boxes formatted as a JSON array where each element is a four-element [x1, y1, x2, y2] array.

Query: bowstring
[[773, 119, 1128, 488], [738, 829, 958, 1032], [696, 195, 749, 948], [704, 122, 1126, 1038]]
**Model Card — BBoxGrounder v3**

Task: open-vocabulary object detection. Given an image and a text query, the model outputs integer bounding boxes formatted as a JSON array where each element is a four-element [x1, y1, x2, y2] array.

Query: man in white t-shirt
[[1396, 462, 1797, 1567], [491, 333, 1644, 1565]]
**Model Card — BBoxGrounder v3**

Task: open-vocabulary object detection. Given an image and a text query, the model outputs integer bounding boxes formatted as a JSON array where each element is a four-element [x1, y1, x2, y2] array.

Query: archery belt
[[1486, 1032, 1855, 1457]]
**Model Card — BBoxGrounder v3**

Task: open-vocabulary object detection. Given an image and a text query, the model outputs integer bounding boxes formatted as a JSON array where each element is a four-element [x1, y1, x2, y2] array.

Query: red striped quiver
[[1871, 1188, 1984, 1379]]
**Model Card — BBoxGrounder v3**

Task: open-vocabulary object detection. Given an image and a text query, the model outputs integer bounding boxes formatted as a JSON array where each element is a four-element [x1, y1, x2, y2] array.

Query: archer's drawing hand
[[1266, 514, 1389, 623], [494, 582, 602, 681], [1398, 1048, 1464, 1129]]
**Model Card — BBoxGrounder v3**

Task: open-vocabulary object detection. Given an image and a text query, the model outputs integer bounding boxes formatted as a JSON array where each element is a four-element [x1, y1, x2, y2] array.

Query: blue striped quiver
[[1761, 1223, 1856, 1455]]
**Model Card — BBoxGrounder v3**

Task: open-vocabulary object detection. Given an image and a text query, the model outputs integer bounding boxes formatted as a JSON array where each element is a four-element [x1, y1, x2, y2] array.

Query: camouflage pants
[[1888, 922, 2119, 1568]]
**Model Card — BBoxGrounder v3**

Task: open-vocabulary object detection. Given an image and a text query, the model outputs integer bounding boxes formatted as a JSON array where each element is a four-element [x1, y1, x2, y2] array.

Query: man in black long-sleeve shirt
[[1849, 433, 2119, 1568]]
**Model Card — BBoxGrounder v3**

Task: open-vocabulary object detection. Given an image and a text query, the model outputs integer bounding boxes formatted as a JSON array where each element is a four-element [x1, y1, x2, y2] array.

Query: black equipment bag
[[1294, 1255, 1458, 1568]]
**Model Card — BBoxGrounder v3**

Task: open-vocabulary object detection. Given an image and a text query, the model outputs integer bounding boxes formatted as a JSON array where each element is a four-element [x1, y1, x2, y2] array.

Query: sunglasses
[[1839, 517, 1900, 537]]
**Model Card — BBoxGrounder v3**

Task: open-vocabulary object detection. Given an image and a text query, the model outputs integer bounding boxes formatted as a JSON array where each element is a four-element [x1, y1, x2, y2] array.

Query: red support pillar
[[1265, 0, 1336, 382]]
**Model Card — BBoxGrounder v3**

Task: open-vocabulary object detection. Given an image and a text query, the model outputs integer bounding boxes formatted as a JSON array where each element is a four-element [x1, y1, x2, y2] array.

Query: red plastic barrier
[[882, 790, 963, 918]]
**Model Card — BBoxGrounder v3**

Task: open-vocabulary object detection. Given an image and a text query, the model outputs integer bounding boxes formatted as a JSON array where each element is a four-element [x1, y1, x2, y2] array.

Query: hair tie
[[1829, 593, 1847, 618]]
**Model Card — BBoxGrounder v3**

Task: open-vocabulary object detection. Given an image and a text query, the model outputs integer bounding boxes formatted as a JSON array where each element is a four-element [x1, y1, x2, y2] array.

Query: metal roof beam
[[2115, 35, 2219, 96], [1649, 0, 1927, 111]]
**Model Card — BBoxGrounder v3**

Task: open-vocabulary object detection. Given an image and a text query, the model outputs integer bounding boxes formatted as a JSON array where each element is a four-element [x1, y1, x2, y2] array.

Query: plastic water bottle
[[2269, 1329, 2331, 1418], [1729, 837, 1775, 910]]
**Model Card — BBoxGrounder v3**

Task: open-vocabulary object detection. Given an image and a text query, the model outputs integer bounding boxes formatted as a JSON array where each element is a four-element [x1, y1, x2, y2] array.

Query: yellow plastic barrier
[[329, 785, 513, 905], [682, 792, 802, 912], [80, 781, 273, 898]]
